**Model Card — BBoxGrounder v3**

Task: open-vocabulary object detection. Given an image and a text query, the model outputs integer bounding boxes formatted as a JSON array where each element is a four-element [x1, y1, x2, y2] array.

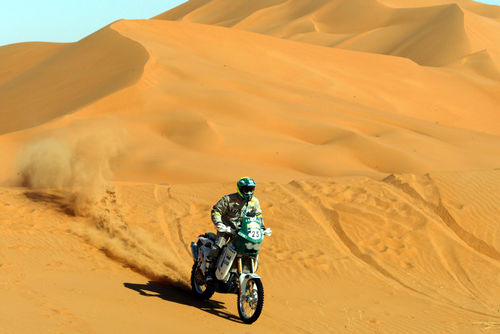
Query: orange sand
[[0, 0, 499, 333]]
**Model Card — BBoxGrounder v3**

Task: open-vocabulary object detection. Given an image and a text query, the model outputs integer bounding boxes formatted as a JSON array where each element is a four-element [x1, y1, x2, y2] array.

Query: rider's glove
[[263, 227, 272, 236], [216, 223, 228, 233]]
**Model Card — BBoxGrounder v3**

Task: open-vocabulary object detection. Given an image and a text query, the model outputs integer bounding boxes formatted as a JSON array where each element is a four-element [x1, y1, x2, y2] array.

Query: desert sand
[[1, 0, 499, 333]]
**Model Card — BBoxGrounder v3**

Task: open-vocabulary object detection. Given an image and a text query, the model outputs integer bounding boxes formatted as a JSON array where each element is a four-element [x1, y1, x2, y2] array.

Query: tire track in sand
[[383, 174, 500, 262], [154, 184, 184, 261], [286, 179, 500, 318], [280, 181, 428, 297]]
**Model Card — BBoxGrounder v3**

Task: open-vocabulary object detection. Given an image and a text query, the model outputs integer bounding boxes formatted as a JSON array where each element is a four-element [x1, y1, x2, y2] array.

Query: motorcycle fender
[[239, 273, 261, 297]]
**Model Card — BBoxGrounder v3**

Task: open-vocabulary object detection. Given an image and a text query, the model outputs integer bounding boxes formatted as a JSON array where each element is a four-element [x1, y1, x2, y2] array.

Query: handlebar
[[217, 224, 272, 237]]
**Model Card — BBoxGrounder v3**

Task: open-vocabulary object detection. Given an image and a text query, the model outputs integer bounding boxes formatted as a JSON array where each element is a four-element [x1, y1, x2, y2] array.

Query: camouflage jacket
[[211, 193, 264, 230]]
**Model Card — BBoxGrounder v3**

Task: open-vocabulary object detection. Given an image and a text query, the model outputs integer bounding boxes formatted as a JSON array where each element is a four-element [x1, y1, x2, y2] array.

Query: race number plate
[[247, 221, 262, 240]]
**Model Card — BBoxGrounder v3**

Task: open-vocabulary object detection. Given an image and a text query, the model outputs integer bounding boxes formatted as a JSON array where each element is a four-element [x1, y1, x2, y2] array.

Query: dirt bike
[[190, 214, 271, 324]]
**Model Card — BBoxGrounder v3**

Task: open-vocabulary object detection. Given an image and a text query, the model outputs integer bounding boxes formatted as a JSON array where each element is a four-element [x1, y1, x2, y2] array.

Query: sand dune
[[0, 42, 68, 86], [450, 49, 500, 81], [380, 0, 500, 19], [0, 0, 500, 332], [2, 19, 500, 185], [0, 27, 148, 135], [155, 0, 500, 67]]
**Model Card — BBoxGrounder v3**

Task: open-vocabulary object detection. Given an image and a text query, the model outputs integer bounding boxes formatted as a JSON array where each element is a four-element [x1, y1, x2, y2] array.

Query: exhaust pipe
[[190, 242, 198, 260]]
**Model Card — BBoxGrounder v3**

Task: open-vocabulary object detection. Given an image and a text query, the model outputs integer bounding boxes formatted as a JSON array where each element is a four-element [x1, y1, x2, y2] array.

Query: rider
[[206, 176, 269, 281]]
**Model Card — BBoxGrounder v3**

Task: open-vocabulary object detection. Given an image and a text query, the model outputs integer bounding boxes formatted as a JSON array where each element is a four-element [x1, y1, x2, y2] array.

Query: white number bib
[[247, 222, 262, 240]]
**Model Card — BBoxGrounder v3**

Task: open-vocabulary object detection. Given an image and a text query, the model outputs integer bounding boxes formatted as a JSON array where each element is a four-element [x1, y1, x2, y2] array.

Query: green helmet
[[237, 177, 256, 201]]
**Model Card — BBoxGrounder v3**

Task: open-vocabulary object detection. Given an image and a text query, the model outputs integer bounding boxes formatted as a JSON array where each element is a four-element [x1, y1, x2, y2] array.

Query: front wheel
[[190, 263, 215, 300], [237, 278, 264, 324]]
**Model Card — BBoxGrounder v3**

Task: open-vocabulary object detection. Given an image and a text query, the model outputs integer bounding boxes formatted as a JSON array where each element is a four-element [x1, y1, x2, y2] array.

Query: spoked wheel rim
[[193, 268, 208, 294], [237, 278, 264, 323], [190, 263, 215, 299], [240, 280, 258, 318]]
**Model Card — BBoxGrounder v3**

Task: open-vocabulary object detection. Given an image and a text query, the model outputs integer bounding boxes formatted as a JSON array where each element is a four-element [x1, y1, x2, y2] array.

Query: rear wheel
[[237, 278, 264, 324], [190, 262, 215, 300]]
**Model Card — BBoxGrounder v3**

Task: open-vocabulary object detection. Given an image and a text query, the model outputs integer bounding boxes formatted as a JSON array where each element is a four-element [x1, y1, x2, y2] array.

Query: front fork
[[237, 257, 261, 297]]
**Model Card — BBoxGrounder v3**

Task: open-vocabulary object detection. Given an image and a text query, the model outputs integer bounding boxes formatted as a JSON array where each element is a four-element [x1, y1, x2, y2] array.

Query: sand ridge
[[155, 0, 500, 67], [2, 18, 500, 185], [0, 26, 148, 135]]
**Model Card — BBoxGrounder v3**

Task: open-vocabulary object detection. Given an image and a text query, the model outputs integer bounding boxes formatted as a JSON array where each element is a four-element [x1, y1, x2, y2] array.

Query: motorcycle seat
[[204, 232, 217, 241]]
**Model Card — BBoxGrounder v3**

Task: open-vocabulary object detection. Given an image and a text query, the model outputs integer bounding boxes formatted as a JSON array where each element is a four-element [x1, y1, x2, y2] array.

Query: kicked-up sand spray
[[17, 121, 189, 288]]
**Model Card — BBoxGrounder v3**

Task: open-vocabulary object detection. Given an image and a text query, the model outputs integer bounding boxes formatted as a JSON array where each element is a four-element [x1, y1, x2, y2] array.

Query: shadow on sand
[[123, 281, 242, 323], [24, 191, 75, 216]]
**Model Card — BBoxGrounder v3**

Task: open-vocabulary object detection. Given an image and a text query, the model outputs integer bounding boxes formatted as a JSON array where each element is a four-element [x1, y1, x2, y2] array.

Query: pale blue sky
[[478, 0, 500, 3], [1, 0, 499, 47], [0, 1, 188, 47]]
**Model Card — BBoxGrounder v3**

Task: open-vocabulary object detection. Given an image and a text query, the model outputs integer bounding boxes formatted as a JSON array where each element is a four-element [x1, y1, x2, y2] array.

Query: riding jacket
[[211, 193, 264, 230]]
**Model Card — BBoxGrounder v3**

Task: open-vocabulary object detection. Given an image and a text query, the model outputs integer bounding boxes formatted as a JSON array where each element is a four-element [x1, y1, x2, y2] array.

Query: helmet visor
[[240, 185, 255, 193]]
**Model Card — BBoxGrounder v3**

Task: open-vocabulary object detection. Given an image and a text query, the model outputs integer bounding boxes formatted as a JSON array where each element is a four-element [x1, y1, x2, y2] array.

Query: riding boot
[[205, 232, 229, 282], [205, 246, 219, 282]]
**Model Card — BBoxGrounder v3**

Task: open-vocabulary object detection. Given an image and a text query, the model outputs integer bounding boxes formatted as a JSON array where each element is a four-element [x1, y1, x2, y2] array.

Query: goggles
[[240, 185, 255, 193]]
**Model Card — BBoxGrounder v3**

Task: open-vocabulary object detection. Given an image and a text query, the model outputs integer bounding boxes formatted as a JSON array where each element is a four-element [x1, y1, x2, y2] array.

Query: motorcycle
[[190, 214, 271, 324]]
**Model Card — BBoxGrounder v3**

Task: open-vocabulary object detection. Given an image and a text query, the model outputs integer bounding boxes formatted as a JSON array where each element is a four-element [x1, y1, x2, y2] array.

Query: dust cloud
[[18, 126, 121, 216], [17, 122, 188, 288]]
